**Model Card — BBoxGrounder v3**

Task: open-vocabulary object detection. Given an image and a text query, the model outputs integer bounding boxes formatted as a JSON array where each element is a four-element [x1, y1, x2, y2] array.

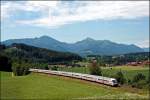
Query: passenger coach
[[29, 69, 118, 86]]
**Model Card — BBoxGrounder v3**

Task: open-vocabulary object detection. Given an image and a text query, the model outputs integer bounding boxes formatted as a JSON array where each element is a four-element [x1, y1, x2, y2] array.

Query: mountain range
[[143, 47, 150, 52], [2, 36, 147, 56]]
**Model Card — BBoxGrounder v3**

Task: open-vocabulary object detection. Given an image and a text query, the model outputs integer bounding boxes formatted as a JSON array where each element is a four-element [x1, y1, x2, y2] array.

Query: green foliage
[[113, 71, 126, 85], [87, 52, 149, 66], [132, 73, 146, 83], [7, 43, 82, 64], [132, 80, 147, 89], [12, 62, 30, 76], [32, 63, 48, 69], [1, 43, 82, 71], [98, 59, 106, 67], [44, 66, 49, 70], [0, 54, 12, 72], [51, 66, 58, 71], [89, 61, 102, 76], [127, 79, 132, 85], [131, 73, 147, 89], [147, 75, 150, 83], [0, 44, 6, 50]]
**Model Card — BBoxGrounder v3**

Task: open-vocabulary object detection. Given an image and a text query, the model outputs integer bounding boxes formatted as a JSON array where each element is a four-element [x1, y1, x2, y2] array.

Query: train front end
[[110, 79, 118, 86]]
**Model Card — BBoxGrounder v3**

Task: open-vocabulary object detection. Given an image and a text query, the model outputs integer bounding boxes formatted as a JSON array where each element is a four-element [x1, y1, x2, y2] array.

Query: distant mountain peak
[[39, 35, 51, 39], [101, 40, 112, 43], [130, 44, 137, 46], [38, 35, 58, 41], [83, 37, 95, 41], [75, 37, 95, 44]]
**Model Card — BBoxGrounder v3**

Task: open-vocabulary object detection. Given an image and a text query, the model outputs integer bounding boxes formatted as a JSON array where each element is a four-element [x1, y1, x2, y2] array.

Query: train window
[[112, 80, 117, 83]]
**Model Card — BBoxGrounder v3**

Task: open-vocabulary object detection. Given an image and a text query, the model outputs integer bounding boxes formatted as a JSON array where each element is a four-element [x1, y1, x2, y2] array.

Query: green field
[[0, 71, 149, 100], [58, 66, 149, 80]]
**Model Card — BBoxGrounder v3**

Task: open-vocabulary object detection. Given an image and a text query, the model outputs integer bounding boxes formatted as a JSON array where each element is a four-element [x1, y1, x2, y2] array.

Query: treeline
[[113, 71, 149, 89], [0, 43, 82, 75], [3, 43, 82, 63], [89, 61, 149, 89], [87, 52, 149, 66]]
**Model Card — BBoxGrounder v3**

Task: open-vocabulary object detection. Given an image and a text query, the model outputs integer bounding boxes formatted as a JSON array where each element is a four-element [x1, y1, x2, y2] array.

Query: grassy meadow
[[0, 69, 149, 100]]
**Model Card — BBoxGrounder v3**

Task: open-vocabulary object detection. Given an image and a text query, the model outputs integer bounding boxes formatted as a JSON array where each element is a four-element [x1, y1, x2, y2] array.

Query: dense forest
[[0, 43, 82, 71], [0, 43, 82, 63]]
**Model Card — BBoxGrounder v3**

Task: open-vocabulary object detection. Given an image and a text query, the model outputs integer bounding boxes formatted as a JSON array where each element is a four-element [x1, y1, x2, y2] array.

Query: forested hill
[[0, 43, 82, 64]]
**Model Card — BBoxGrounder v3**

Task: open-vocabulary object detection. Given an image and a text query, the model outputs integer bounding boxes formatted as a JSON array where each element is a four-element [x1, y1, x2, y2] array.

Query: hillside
[[3, 36, 68, 52], [0, 43, 82, 64], [3, 36, 144, 56], [69, 38, 144, 56]]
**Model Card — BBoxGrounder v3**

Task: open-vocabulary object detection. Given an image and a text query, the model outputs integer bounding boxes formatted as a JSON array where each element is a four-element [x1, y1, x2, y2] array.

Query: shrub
[[128, 79, 132, 85], [131, 73, 147, 89], [113, 71, 126, 85], [132, 80, 147, 89], [89, 60, 102, 76], [147, 75, 150, 84], [132, 73, 146, 83], [12, 62, 30, 76], [51, 66, 58, 70], [12, 62, 19, 76], [0, 55, 12, 72], [44, 66, 49, 70]]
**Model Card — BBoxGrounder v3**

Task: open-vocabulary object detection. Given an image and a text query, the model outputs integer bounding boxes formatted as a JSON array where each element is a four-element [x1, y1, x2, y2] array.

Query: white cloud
[[1, 2, 12, 19], [23, 1, 58, 12], [1, 1, 149, 28], [136, 40, 150, 48]]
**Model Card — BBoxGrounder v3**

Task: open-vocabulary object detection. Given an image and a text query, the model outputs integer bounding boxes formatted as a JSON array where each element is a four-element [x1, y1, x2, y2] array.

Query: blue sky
[[1, 1, 149, 47]]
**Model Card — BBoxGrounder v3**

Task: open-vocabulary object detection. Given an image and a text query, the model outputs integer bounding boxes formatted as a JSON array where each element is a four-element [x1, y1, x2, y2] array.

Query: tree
[[44, 66, 49, 70], [131, 73, 147, 89], [51, 66, 58, 70], [89, 60, 102, 76], [12, 62, 30, 76], [98, 58, 106, 67], [132, 73, 146, 83], [0, 44, 6, 50], [114, 71, 126, 85], [12, 62, 20, 76], [132, 80, 147, 89], [0, 55, 12, 72]]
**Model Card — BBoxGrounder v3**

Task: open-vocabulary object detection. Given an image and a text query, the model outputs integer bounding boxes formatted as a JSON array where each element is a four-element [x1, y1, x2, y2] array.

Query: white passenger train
[[29, 69, 118, 86]]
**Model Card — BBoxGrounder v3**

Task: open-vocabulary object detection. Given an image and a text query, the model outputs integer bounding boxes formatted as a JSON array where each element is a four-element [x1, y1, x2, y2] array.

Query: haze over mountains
[[143, 47, 150, 52], [3, 36, 146, 56]]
